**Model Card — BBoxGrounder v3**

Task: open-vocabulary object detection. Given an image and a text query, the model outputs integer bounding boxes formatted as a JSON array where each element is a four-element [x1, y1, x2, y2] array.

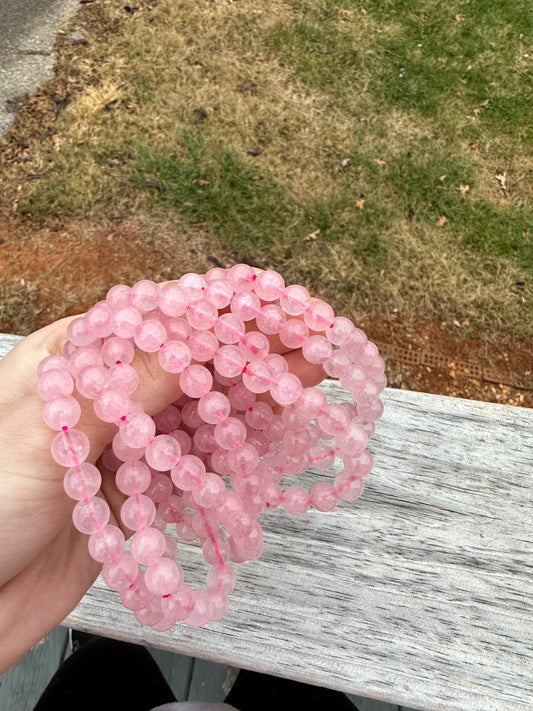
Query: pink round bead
[[340, 365, 368, 394], [186, 298, 218, 330], [145, 557, 183, 596], [311, 481, 339, 512], [116, 460, 152, 495], [120, 413, 156, 448], [134, 319, 167, 352], [317, 403, 351, 435], [37, 354, 69, 377], [255, 304, 286, 335], [323, 351, 352, 378], [88, 524, 125, 563], [171, 454, 206, 490], [101, 337, 135, 367], [227, 443, 259, 476], [145, 435, 181, 472], [72, 496, 110, 534], [227, 381, 256, 410], [207, 563, 236, 594], [120, 494, 156, 530], [110, 307, 143, 339], [279, 319, 309, 350], [214, 417, 247, 450], [269, 373, 303, 407], [153, 405, 182, 433], [292, 386, 327, 419], [214, 313, 245, 344], [280, 284, 311, 316], [238, 331, 269, 362], [226, 264, 256, 292], [197, 391, 231, 424], [302, 335, 332, 365], [208, 279, 233, 309], [231, 291, 261, 321], [68, 347, 103, 377], [64, 462, 102, 500], [304, 300, 335, 331], [120, 573, 153, 610], [185, 590, 213, 627], [77, 365, 106, 399], [85, 302, 113, 339], [282, 485, 310, 515], [159, 283, 189, 317], [102, 551, 138, 591], [180, 364, 213, 398], [131, 527, 167, 565], [340, 328, 368, 359], [106, 284, 131, 310], [326, 316, 355, 346], [51, 429, 90, 467], [42, 395, 81, 430], [254, 269, 284, 301], [187, 329, 218, 362], [335, 421, 368, 455], [37, 368, 74, 400], [94, 389, 130, 423], [245, 401, 274, 430], [193, 472, 226, 508], [179, 272, 208, 301], [158, 341, 192, 374], [242, 360, 273, 394], [67, 317, 95, 347], [213, 345, 246, 379], [334, 470, 365, 500], [166, 317, 192, 341], [105, 363, 139, 395], [130, 279, 160, 311]]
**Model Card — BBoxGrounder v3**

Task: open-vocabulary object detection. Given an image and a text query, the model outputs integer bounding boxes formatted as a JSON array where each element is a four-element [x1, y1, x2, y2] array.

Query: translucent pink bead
[[197, 391, 231, 424], [145, 557, 183, 596], [239, 332, 269, 362], [37, 354, 69, 377], [227, 443, 259, 475], [85, 302, 113, 338], [280, 284, 311, 315], [227, 382, 256, 410], [334, 471, 365, 501], [214, 417, 247, 450], [72, 496, 110, 534], [245, 401, 273, 430], [130, 279, 160, 311], [77, 365, 106, 399], [208, 279, 233, 309], [354, 380, 380, 405], [326, 316, 355, 346], [254, 269, 284, 301], [105, 363, 139, 395], [180, 364, 213, 398], [202, 534, 230, 565], [242, 360, 273, 393], [231, 291, 261, 321], [263, 415, 285, 442], [317, 403, 350, 435], [185, 590, 213, 627], [214, 313, 245, 344], [102, 551, 138, 591], [194, 424, 216, 453], [339, 365, 368, 394], [120, 413, 155, 448], [292, 386, 327, 419], [180, 400, 203, 429], [205, 267, 227, 282], [304, 300, 335, 331], [171, 454, 206, 490], [213, 345, 246, 378], [101, 336, 135, 366], [131, 527, 167, 565], [120, 573, 153, 610], [270, 373, 303, 406], [106, 284, 131, 310], [187, 329, 218, 362], [38, 368, 74, 400], [135, 598, 163, 627], [335, 421, 368, 455], [166, 317, 192, 341], [112, 431, 145, 461], [186, 298, 218, 329], [42, 395, 81, 430], [158, 341, 192, 374], [116, 460, 151, 495], [178, 272, 208, 301], [217, 490, 244, 525], [357, 398, 384, 422], [145, 434, 181, 471], [282, 485, 310, 515], [110, 307, 142, 339], [68, 346, 103, 377], [255, 304, 285, 335], [193, 472, 226, 508], [170, 429, 191, 455], [153, 405, 181, 433], [207, 563, 236, 594], [161, 585, 195, 621], [339, 328, 368, 359], [358, 340, 380, 368], [311, 482, 339, 512], [64, 462, 102, 500], [308, 444, 336, 470], [323, 351, 352, 378], [67, 317, 95, 347], [93, 389, 130, 423], [279, 319, 309, 350], [134, 319, 167, 352], [158, 283, 189, 317], [158, 494, 185, 523], [343, 450, 374, 477], [120, 494, 156, 530], [264, 481, 283, 508], [302, 335, 332, 365], [51, 429, 90, 467], [226, 264, 256, 292], [88, 524, 125, 563]]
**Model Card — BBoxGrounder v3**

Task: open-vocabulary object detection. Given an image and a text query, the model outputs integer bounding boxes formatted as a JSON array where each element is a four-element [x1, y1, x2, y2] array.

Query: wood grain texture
[[1, 333, 531, 711]]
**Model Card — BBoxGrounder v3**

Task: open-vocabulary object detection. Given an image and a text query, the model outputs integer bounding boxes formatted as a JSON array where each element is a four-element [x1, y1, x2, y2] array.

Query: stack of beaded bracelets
[[37, 265, 385, 631]]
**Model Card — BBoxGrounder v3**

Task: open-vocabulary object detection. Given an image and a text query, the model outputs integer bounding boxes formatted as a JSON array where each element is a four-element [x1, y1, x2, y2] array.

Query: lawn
[[1, 0, 531, 345]]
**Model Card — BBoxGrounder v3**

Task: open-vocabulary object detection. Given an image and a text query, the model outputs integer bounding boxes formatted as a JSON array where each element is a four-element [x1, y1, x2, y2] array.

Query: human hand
[[0, 279, 325, 673]]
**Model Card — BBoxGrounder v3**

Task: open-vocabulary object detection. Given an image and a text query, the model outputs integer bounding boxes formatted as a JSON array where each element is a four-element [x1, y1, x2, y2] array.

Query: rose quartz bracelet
[[37, 265, 385, 631]]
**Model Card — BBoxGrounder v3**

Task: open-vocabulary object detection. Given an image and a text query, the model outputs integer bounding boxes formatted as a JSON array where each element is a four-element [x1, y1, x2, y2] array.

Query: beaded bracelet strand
[[37, 265, 385, 631]]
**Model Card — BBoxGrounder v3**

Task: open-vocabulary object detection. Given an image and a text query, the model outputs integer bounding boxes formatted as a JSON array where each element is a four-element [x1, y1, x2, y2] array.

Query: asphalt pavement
[[0, 0, 80, 136]]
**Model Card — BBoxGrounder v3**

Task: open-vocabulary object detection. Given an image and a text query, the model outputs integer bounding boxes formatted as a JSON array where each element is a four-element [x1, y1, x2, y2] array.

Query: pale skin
[[0, 291, 325, 674]]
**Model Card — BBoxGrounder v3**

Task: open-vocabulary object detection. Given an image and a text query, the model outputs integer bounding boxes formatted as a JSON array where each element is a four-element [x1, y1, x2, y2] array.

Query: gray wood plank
[[1, 333, 531, 711], [0, 626, 68, 711], [187, 658, 238, 703], [146, 647, 193, 702]]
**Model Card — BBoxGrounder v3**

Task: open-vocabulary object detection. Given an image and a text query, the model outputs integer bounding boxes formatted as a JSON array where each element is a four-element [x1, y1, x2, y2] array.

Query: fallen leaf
[[469, 140, 481, 150], [198, 179, 210, 186], [375, 158, 387, 166], [435, 215, 448, 227], [355, 197, 365, 209], [455, 13, 465, 22], [341, 158, 350, 167], [53, 135, 66, 151], [459, 184, 470, 196], [439, 174, 447, 181], [304, 229, 320, 241]]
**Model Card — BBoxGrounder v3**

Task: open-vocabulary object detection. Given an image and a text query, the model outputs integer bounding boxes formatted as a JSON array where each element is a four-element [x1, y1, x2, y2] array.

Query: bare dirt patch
[[1, 214, 530, 409]]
